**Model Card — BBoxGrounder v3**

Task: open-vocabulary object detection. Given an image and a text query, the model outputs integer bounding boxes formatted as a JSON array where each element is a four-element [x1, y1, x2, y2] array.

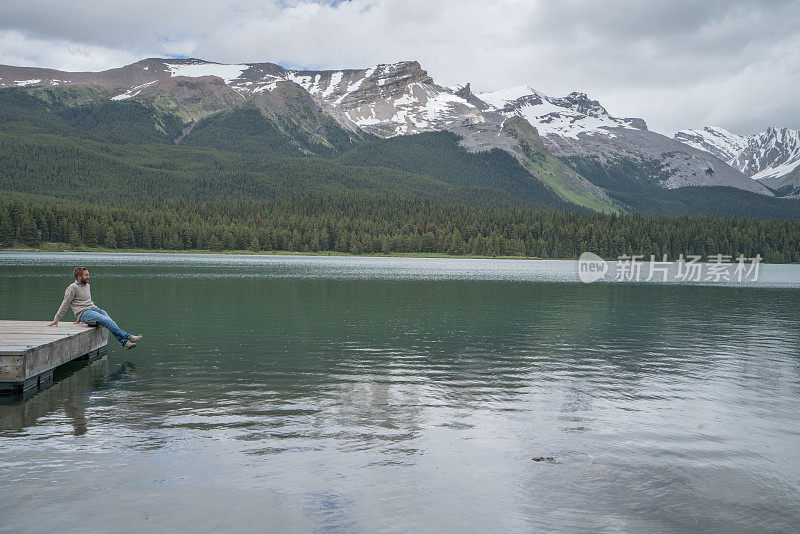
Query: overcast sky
[[1, 0, 798, 135]]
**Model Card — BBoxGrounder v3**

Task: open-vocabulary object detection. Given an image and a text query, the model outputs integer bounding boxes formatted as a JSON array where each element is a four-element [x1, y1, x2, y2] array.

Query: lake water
[[1, 252, 799, 533]]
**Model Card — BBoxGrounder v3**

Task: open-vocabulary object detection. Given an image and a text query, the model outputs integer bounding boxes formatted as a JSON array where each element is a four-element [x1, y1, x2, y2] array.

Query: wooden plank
[[0, 326, 90, 332], [0, 338, 91, 345], [0, 321, 88, 332], [0, 326, 90, 333]]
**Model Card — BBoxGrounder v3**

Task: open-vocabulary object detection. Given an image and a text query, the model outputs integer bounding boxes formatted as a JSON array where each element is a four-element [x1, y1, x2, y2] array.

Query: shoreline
[[3, 245, 797, 264], [0, 244, 549, 261]]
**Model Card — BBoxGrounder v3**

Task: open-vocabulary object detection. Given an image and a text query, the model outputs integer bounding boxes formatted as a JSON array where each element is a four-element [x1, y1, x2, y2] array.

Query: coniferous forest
[[3, 194, 799, 262]]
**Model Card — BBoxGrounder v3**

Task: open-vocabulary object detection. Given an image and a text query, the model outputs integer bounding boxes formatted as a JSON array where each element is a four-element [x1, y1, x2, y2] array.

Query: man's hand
[[73, 319, 83, 324], [47, 321, 58, 326]]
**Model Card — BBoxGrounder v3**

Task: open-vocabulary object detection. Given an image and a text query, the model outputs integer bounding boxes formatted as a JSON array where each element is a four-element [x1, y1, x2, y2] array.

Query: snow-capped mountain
[[0, 57, 781, 199], [473, 84, 769, 195], [674, 126, 800, 197], [285, 63, 481, 135], [160, 59, 484, 136], [477, 85, 646, 139], [674, 126, 800, 180]]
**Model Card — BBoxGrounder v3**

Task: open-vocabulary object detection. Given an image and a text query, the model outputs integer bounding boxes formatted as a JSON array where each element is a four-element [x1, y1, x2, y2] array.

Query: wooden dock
[[0, 321, 108, 395]]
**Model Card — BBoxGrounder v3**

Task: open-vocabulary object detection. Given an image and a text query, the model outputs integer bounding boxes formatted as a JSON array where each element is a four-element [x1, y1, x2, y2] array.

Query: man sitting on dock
[[47, 267, 142, 350]]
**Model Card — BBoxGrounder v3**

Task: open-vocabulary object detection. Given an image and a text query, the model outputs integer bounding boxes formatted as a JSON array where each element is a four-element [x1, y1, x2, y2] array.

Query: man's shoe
[[129, 334, 142, 343], [124, 340, 137, 350]]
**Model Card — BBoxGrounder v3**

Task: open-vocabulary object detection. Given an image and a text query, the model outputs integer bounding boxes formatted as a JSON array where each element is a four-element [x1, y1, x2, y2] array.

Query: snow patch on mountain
[[321, 71, 343, 98], [476, 86, 636, 139], [754, 158, 800, 180], [13, 79, 42, 87], [165, 61, 249, 84], [250, 80, 282, 94], [286, 72, 320, 93], [111, 80, 158, 101]]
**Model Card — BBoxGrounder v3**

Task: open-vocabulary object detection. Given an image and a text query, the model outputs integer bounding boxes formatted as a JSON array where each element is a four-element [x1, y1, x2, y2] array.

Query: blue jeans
[[80, 307, 131, 345]]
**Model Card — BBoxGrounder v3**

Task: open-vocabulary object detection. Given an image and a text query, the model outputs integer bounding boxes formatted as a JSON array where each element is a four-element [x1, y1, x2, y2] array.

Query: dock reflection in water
[[0, 357, 141, 435]]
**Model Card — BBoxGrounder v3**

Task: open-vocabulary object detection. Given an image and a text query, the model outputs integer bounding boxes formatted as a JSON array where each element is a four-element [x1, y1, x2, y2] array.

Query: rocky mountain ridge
[[0, 57, 793, 204]]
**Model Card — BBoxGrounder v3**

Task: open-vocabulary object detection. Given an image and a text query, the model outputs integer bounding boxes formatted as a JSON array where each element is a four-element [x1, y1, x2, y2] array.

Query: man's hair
[[73, 267, 88, 279]]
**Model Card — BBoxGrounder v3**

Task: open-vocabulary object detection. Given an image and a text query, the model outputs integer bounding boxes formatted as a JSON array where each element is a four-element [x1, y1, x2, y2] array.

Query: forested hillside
[[336, 131, 572, 209], [0, 130, 556, 209]]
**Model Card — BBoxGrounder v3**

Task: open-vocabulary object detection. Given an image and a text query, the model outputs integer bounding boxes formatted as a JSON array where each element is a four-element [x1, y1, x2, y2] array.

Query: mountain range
[[674, 126, 800, 197], [1, 57, 798, 218]]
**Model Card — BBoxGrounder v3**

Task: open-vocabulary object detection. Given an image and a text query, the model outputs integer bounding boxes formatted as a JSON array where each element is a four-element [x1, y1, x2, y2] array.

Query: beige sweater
[[54, 281, 96, 322]]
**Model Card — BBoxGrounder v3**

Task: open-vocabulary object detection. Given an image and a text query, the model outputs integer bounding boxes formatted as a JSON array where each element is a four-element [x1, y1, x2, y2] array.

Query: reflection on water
[[0, 358, 141, 434], [0, 252, 799, 532], [1, 357, 106, 434]]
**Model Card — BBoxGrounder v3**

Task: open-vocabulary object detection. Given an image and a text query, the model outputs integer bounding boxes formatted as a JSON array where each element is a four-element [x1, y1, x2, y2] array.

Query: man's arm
[[47, 285, 74, 326]]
